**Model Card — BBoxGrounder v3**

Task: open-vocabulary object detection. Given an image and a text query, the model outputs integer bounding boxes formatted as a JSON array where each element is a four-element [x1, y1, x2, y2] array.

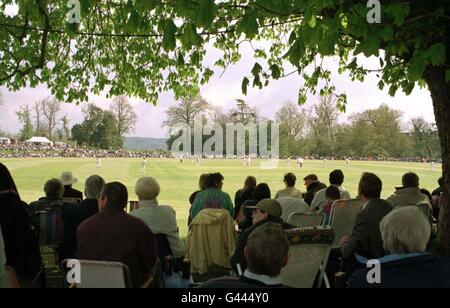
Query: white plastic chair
[[329, 199, 362, 248]]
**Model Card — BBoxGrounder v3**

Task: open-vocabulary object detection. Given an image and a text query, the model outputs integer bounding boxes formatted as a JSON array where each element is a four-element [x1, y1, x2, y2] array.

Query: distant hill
[[124, 137, 168, 151]]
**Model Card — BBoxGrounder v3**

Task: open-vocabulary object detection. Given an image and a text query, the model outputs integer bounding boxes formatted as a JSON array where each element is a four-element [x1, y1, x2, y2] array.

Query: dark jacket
[[76, 209, 157, 288], [303, 182, 327, 206], [234, 188, 255, 219], [0, 192, 42, 280], [231, 216, 295, 275], [341, 199, 392, 260], [198, 275, 287, 288], [59, 199, 99, 261], [28, 197, 65, 215], [348, 254, 450, 288], [63, 185, 83, 200], [237, 199, 257, 232]]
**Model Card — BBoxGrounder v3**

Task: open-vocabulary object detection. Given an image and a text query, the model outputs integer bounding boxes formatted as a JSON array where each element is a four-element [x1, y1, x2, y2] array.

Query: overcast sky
[[0, 43, 435, 138]]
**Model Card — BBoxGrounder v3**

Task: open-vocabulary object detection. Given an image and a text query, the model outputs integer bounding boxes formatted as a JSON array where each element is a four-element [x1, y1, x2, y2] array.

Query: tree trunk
[[425, 66, 450, 254]]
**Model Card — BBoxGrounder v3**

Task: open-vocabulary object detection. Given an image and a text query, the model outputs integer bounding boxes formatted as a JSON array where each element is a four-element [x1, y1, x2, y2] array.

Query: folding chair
[[127, 201, 140, 213], [329, 199, 362, 248], [282, 227, 334, 288], [63, 259, 133, 288], [287, 212, 325, 228]]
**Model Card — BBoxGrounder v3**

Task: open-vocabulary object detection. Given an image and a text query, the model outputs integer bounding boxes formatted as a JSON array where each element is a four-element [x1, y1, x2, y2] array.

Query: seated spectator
[[432, 177, 444, 198], [60, 172, 83, 201], [311, 170, 351, 212], [275, 173, 302, 199], [348, 206, 450, 288], [238, 183, 271, 231], [322, 185, 342, 224], [340, 173, 392, 260], [278, 197, 312, 222], [131, 177, 186, 259], [76, 182, 157, 288], [302, 174, 327, 206], [0, 163, 42, 286], [188, 173, 209, 225], [431, 177, 443, 220], [386, 172, 431, 211], [234, 176, 257, 219], [28, 178, 66, 215], [60, 175, 105, 261], [199, 223, 289, 288], [231, 199, 295, 275], [0, 223, 6, 288], [190, 173, 234, 220], [187, 208, 236, 282]]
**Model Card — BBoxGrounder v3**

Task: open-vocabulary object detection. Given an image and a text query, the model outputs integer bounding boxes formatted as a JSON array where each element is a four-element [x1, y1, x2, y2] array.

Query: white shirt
[[311, 186, 351, 211], [277, 197, 312, 222], [131, 200, 186, 258], [243, 269, 283, 286]]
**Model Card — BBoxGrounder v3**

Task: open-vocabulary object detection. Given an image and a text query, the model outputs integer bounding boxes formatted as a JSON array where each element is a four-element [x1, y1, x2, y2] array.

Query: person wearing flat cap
[[60, 172, 83, 200], [230, 199, 295, 275], [302, 174, 327, 206]]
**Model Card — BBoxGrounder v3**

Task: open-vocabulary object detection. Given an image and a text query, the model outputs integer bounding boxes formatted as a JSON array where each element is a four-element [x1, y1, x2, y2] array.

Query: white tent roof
[[25, 137, 53, 145]]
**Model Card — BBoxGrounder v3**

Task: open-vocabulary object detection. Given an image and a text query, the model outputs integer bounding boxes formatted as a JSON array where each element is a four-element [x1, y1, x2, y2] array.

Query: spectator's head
[[402, 172, 419, 188], [303, 174, 318, 188], [44, 178, 64, 198], [245, 223, 289, 277], [253, 183, 271, 201], [84, 175, 105, 200], [99, 182, 128, 211], [283, 173, 297, 187], [380, 206, 431, 254], [329, 169, 344, 186], [135, 177, 160, 201], [243, 176, 257, 192], [59, 171, 78, 187], [325, 185, 341, 202], [0, 163, 19, 195], [358, 172, 382, 200], [206, 173, 224, 189], [438, 177, 444, 188], [199, 173, 209, 190], [250, 199, 282, 225]]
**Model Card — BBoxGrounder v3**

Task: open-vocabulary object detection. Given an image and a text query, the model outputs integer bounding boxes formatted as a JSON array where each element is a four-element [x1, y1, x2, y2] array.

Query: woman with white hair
[[131, 177, 186, 259], [348, 206, 450, 288]]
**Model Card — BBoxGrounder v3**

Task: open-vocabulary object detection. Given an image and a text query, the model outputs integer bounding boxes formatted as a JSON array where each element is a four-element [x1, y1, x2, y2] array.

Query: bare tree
[[110, 96, 137, 137], [275, 101, 306, 139], [164, 95, 209, 129], [61, 115, 71, 140], [33, 100, 44, 136], [16, 105, 34, 140], [40, 97, 61, 139]]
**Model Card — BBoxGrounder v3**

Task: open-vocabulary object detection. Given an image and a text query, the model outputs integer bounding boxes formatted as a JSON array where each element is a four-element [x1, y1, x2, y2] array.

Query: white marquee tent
[[25, 137, 54, 146]]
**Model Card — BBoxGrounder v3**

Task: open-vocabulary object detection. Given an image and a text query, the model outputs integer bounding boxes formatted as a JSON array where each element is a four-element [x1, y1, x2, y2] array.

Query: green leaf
[[446, 70, 450, 83], [126, 10, 141, 33], [237, 9, 259, 39], [135, 0, 159, 11], [270, 64, 281, 79], [162, 19, 177, 51], [288, 40, 305, 66], [181, 23, 202, 49], [251, 63, 263, 76], [195, 0, 217, 28], [80, 0, 91, 17], [242, 77, 250, 95], [428, 43, 446, 66], [379, 27, 394, 42]]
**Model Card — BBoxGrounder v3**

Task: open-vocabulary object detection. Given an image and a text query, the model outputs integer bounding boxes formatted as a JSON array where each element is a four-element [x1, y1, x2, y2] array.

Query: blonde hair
[[380, 206, 431, 254], [135, 177, 160, 201]]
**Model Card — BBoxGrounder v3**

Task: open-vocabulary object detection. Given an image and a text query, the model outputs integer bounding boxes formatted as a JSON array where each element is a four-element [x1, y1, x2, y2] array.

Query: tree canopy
[[1, 1, 448, 105]]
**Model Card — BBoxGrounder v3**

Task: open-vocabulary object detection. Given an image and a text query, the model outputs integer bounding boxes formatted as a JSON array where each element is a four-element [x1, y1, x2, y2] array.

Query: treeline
[[165, 95, 441, 159]]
